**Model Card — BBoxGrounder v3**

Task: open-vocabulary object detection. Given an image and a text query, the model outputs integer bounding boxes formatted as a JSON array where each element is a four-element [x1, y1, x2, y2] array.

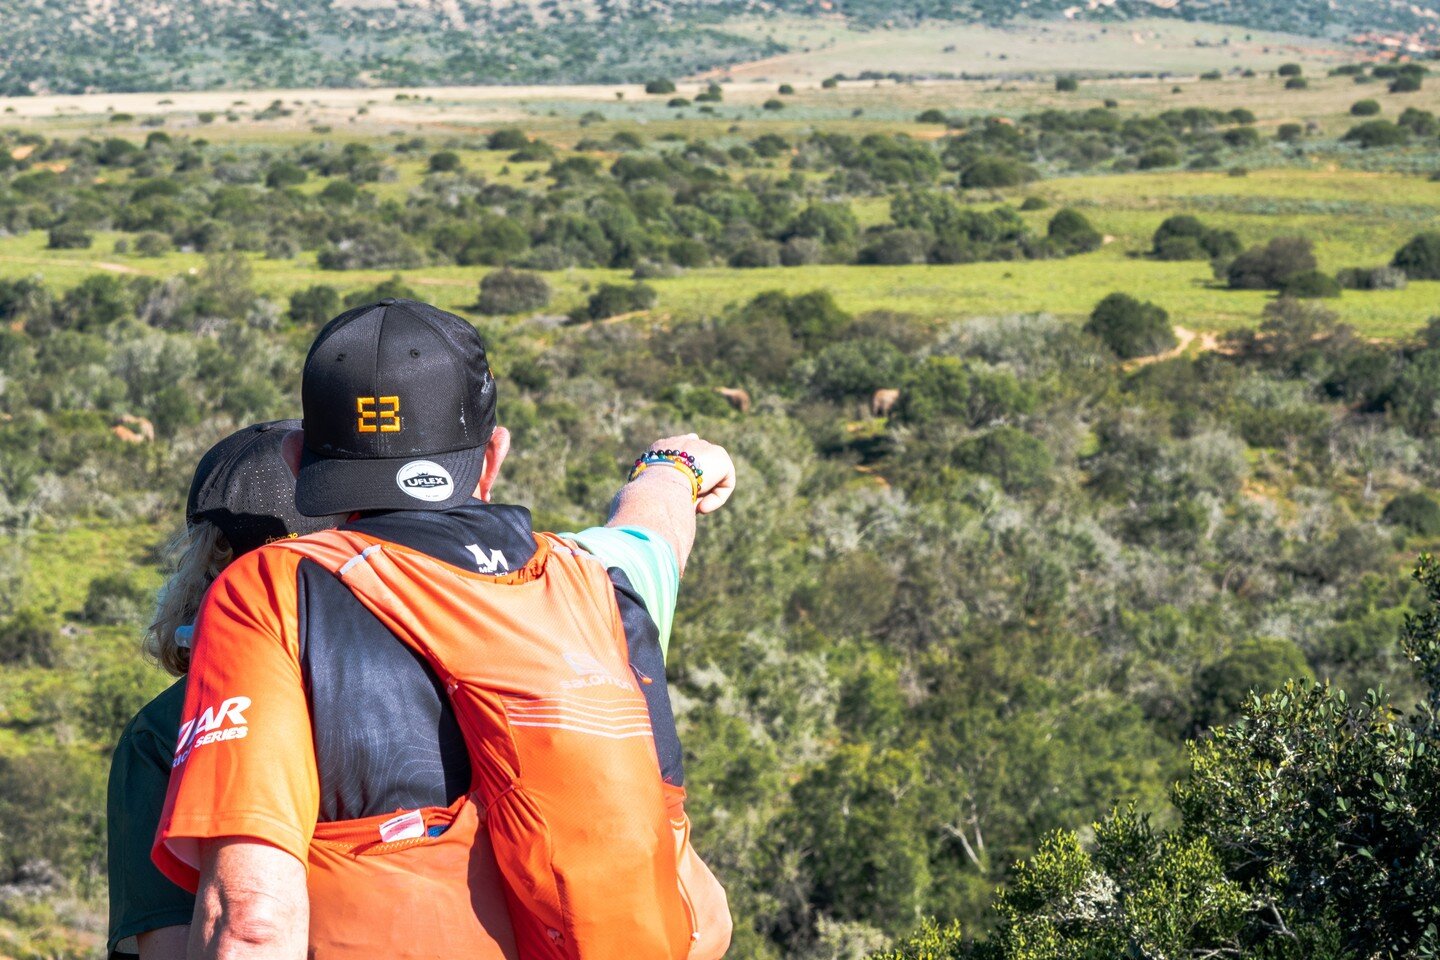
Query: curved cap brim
[[295, 443, 486, 517]]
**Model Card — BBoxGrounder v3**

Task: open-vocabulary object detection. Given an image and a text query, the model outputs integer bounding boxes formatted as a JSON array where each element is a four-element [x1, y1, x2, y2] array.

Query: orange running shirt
[[152, 528, 519, 958]]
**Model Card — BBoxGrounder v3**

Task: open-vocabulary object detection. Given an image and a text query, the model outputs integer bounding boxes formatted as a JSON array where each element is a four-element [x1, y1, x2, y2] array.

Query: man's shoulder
[[218, 536, 315, 582], [346, 501, 538, 573], [198, 540, 311, 627], [558, 526, 678, 577]]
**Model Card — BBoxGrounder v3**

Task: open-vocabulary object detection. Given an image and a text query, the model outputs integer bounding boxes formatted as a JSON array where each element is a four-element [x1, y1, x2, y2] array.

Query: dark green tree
[[1084, 292, 1175, 359]]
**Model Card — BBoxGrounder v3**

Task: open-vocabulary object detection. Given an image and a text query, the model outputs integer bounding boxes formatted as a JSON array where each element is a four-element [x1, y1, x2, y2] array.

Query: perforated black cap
[[186, 420, 339, 556], [296, 298, 498, 516]]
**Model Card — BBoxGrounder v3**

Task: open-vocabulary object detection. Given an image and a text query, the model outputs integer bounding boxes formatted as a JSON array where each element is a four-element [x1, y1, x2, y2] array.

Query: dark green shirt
[[107, 677, 194, 958]]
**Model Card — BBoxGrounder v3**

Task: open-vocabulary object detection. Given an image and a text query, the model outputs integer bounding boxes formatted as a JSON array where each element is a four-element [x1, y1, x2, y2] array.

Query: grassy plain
[[708, 16, 1354, 82], [1, 162, 1435, 336], [5, 46, 1438, 348]]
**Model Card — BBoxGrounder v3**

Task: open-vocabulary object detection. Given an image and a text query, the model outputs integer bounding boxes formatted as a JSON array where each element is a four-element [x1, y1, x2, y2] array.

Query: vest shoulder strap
[[266, 528, 384, 576]]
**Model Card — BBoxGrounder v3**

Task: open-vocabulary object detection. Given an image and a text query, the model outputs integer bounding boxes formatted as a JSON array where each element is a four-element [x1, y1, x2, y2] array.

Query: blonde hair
[[145, 520, 234, 677]]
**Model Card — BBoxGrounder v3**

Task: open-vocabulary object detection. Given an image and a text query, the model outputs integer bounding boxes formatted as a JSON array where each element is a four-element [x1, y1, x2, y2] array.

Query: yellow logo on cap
[[357, 396, 401, 433]]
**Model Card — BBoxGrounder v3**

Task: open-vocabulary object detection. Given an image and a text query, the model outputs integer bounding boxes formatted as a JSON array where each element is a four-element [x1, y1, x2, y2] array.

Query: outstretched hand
[[649, 434, 736, 515]]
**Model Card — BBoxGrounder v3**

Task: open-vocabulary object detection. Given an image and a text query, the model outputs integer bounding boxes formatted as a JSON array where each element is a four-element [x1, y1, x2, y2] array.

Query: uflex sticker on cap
[[395, 460, 454, 502]]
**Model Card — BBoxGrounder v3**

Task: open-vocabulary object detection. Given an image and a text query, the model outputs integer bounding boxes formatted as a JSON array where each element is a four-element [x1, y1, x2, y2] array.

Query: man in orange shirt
[[154, 298, 734, 959]]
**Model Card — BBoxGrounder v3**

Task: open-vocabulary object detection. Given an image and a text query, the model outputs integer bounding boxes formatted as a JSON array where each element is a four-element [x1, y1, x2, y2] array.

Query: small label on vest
[[379, 809, 426, 843]]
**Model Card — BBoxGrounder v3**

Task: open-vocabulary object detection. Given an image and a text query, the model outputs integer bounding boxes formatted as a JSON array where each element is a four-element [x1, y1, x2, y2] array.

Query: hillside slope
[[0, 0, 1433, 95]]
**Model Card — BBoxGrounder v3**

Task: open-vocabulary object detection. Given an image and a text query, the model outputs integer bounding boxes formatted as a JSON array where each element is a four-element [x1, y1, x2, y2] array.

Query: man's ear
[[476, 426, 511, 502]]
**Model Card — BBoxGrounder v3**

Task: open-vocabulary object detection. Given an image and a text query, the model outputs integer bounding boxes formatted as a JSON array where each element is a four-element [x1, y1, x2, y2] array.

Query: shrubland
[[4, 248, 1440, 954], [2, 92, 1440, 958]]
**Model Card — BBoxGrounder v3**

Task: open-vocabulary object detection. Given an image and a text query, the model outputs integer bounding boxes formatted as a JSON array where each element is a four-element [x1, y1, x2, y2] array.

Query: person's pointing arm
[[606, 434, 736, 575]]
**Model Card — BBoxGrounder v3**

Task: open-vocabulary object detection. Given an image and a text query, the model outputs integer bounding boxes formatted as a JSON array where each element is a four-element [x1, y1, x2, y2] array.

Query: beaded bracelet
[[628, 449, 702, 502]]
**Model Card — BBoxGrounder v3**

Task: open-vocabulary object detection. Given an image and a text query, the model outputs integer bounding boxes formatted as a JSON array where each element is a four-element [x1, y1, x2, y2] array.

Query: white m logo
[[464, 544, 510, 575]]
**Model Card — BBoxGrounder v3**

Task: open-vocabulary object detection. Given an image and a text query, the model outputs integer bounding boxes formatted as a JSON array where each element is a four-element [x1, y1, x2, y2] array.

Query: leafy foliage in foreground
[[881, 555, 1440, 957]]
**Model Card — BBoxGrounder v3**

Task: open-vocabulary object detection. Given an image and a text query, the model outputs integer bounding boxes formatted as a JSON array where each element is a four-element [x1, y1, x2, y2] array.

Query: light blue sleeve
[[560, 525, 680, 658]]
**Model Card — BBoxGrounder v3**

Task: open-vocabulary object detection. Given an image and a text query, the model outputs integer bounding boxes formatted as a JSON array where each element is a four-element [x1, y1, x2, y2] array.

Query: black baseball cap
[[295, 298, 497, 516], [187, 420, 339, 556]]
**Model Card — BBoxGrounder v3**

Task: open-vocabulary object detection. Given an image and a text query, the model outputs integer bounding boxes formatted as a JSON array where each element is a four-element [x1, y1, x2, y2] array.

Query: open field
[[3, 26, 1435, 146], [708, 16, 1356, 82], [0, 164, 1434, 337]]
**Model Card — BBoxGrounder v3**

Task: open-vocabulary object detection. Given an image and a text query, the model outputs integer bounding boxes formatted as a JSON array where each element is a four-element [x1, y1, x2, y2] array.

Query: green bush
[[81, 574, 151, 626], [1390, 74, 1422, 93], [317, 227, 425, 270], [1285, 77, 1309, 90], [1399, 107, 1439, 136], [1342, 119, 1410, 148], [53, 274, 133, 333], [953, 426, 1053, 492], [729, 239, 782, 268], [1382, 491, 1440, 535], [427, 150, 462, 173], [1175, 595, 1440, 956], [1278, 269, 1341, 299], [287, 284, 341, 325], [0, 608, 59, 668], [644, 78, 676, 95], [898, 357, 975, 424], [916, 109, 947, 124], [1392, 231, 1440, 280], [1192, 637, 1313, 730], [0, 748, 106, 881], [1047, 208, 1102, 255], [1227, 236, 1318, 290], [1336, 265, 1407, 290], [1055, 76, 1078, 92], [477, 268, 551, 315], [987, 817, 1250, 960], [264, 162, 306, 188], [860, 229, 930, 265], [1222, 126, 1260, 148], [778, 83, 795, 95], [960, 157, 1037, 189], [319, 180, 359, 204], [1152, 215, 1241, 260], [486, 128, 529, 150], [133, 231, 173, 257], [46, 224, 92, 250], [807, 339, 910, 401], [1137, 147, 1180, 169], [869, 919, 964, 960], [1277, 63, 1303, 77], [343, 275, 417, 307], [762, 98, 785, 111], [1085, 292, 1176, 359], [1350, 98, 1381, 116], [573, 282, 656, 322], [1155, 235, 1207, 260], [1277, 122, 1304, 142]]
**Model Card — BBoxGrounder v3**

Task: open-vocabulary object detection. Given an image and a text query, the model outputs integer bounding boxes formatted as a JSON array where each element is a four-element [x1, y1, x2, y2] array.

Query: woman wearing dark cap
[[106, 421, 339, 960]]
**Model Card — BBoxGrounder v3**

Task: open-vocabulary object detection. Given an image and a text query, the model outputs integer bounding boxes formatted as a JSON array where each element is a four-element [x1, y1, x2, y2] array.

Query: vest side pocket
[[484, 783, 570, 957]]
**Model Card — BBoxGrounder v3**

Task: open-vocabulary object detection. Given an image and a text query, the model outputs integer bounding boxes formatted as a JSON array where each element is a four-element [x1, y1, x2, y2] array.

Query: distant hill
[[0, 0, 1435, 95]]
